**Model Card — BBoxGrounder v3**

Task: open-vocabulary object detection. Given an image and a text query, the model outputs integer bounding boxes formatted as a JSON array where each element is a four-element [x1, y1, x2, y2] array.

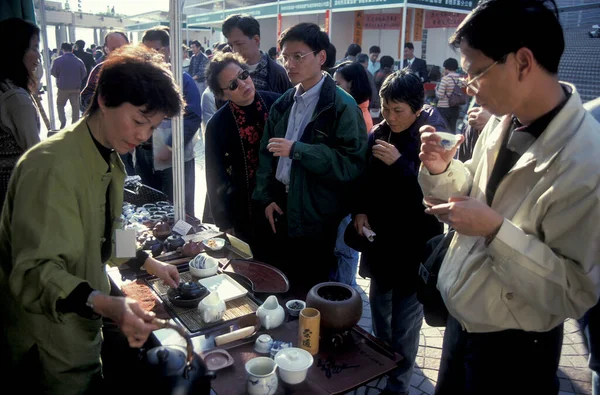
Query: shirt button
[[448, 171, 453, 177], [506, 293, 514, 300], [294, 153, 300, 158]]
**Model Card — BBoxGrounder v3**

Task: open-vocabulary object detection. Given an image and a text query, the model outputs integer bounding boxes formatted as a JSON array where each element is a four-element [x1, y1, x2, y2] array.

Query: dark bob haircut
[[442, 58, 459, 71], [0, 18, 40, 92], [450, 0, 564, 74], [323, 43, 337, 70], [380, 68, 424, 114], [86, 44, 182, 118], [222, 14, 261, 39], [205, 52, 248, 99], [278, 23, 329, 54], [335, 61, 372, 105], [379, 55, 395, 69]]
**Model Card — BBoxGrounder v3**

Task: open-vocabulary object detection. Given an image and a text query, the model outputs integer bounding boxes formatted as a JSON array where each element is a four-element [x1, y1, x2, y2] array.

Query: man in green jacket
[[253, 23, 367, 290]]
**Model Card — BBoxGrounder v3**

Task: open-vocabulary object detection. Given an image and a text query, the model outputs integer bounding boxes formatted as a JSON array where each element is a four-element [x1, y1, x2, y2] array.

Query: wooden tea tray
[[222, 259, 289, 294]]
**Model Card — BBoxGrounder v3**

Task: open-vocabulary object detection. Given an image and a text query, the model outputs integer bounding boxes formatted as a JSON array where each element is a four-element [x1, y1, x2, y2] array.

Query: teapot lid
[[146, 346, 187, 376], [274, 347, 313, 371]]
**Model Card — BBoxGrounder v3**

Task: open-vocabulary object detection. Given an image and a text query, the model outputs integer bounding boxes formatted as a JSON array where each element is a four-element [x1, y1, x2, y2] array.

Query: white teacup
[[435, 132, 461, 150], [254, 334, 273, 354]]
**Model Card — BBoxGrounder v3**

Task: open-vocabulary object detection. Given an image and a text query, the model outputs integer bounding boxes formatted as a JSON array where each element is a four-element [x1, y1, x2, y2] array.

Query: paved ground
[[40, 90, 594, 395]]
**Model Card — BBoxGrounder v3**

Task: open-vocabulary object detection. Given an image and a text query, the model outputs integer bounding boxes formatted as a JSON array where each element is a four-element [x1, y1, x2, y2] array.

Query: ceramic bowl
[[253, 334, 273, 354], [202, 237, 226, 251], [285, 300, 306, 317], [435, 132, 461, 150], [189, 254, 219, 278], [274, 347, 314, 385]]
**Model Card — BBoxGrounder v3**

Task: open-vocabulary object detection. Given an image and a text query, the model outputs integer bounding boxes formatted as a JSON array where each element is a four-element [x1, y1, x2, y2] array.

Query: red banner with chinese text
[[424, 11, 467, 28], [414, 9, 424, 41], [363, 13, 401, 30], [353, 11, 364, 46], [324, 9, 330, 36]]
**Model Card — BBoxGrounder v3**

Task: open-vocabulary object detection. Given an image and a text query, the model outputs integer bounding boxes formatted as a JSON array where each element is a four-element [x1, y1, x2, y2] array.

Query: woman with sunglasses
[[204, 52, 281, 258]]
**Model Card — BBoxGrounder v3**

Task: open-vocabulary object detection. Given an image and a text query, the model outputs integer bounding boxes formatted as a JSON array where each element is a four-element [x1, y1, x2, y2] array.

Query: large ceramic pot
[[305, 282, 362, 333]]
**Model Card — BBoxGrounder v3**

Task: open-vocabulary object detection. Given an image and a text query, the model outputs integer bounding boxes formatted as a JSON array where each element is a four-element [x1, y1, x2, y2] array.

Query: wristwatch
[[85, 290, 103, 313]]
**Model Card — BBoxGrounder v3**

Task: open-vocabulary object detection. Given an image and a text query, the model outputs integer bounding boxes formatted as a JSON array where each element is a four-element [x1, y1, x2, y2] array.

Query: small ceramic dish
[[202, 349, 234, 371], [202, 237, 226, 251], [285, 300, 306, 317], [435, 132, 461, 150], [189, 254, 219, 278]]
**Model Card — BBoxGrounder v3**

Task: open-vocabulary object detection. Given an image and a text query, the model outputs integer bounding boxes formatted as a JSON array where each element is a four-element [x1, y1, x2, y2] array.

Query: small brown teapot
[[153, 220, 171, 241], [182, 241, 204, 257]]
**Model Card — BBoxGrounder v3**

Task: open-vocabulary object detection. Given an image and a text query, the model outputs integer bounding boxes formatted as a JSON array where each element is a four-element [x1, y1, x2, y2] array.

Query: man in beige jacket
[[418, 0, 600, 394]]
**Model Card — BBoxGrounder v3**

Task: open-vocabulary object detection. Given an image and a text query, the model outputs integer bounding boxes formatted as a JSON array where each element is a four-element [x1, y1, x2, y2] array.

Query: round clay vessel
[[165, 235, 185, 252], [143, 236, 161, 251], [153, 221, 172, 241], [182, 241, 204, 257], [305, 282, 362, 332]]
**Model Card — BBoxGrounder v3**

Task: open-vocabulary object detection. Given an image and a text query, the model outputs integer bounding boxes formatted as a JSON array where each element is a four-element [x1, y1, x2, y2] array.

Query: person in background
[[323, 42, 337, 76], [253, 23, 367, 292], [268, 46, 278, 61], [189, 40, 210, 97], [356, 53, 381, 118], [73, 40, 96, 90], [375, 55, 395, 93], [0, 44, 181, 395], [419, 0, 600, 392], [222, 14, 291, 94], [368, 45, 381, 75], [0, 18, 41, 206], [435, 57, 463, 133], [51, 42, 87, 129], [201, 45, 233, 136], [337, 43, 361, 64], [334, 61, 374, 131], [352, 69, 444, 395], [204, 52, 281, 258], [182, 44, 191, 73], [402, 42, 428, 82], [205, 49, 213, 58]]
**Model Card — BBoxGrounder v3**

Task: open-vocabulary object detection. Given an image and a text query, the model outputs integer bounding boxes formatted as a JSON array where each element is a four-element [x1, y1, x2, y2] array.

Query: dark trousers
[[437, 106, 460, 134], [435, 315, 563, 395]]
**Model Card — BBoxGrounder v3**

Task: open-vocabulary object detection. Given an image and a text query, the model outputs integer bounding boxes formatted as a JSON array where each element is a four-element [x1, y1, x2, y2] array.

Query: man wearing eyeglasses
[[417, 0, 600, 394], [253, 23, 367, 291]]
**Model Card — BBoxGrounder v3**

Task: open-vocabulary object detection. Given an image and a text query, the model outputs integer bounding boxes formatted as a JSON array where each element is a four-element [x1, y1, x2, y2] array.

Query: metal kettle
[[141, 319, 215, 395]]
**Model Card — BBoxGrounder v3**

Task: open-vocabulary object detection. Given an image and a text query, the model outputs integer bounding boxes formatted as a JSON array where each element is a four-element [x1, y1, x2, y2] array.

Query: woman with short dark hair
[[0, 44, 182, 393], [0, 18, 42, 205], [204, 52, 280, 258], [436, 57, 463, 132]]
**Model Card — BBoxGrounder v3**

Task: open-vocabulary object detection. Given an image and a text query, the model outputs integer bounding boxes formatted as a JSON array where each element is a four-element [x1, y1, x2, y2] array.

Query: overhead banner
[[324, 9, 331, 36], [280, 0, 330, 14], [353, 11, 364, 46], [409, 0, 474, 11], [413, 8, 424, 41], [333, 0, 404, 9], [363, 13, 401, 30], [424, 10, 467, 28]]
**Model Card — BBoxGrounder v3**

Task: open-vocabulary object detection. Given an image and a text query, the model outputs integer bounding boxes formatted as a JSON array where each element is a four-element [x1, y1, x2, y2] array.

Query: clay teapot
[[305, 282, 362, 333], [167, 281, 208, 308], [165, 235, 185, 252], [153, 220, 171, 241], [182, 241, 204, 257]]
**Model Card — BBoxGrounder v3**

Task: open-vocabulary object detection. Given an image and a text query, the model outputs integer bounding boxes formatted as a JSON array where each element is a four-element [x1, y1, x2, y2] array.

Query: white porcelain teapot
[[256, 295, 285, 330], [197, 291, 226, 323]]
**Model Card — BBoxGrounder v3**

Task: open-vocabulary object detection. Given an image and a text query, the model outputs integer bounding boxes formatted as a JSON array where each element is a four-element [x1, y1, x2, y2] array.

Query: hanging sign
[[353, 11, 364, 46], [413, 8, 424, 41], [363, 13, 401, 30], [324, 9, 331, 36], [424, 11, 467, 28]]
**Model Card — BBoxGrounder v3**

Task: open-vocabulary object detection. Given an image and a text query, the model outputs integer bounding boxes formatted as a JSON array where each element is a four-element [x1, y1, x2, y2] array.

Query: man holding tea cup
[[418, 0, 600, 393]]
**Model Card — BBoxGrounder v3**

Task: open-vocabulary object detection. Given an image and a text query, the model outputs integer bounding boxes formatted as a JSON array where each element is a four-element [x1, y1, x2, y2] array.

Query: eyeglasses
[[222, 69, 250, 91], [464, 54, 509, 93], [278, 50, 317, 65]]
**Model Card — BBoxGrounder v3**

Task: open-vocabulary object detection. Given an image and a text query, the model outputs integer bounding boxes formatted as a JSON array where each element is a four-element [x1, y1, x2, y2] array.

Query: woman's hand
[[372, 140, 401, 165], [92, 294, 158, 348], [143, 256, 179, 288], [354, 214, 371, 236]]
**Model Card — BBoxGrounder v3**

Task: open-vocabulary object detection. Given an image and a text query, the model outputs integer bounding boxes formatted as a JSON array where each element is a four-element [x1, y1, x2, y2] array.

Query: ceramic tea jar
[[165, 235, 185, 252], [153, 221, 171, 241], [305, 282, 362, 333]]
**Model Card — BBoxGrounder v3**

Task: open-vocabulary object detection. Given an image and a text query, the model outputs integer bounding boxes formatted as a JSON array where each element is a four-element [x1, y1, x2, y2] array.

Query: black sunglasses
[[223, 69, 250, 91]]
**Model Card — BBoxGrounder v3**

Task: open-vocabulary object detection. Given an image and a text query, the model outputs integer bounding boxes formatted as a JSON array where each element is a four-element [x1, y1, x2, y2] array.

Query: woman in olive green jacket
[[0, 45, 183, 394]]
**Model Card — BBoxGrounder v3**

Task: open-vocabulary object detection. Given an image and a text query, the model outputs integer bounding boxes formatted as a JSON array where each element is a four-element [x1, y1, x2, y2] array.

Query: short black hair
[[380, 68, 424, 114], [369, 45, 381, 54], [142, 26, 170, 47], [61, 42, 73, 52], [323, 43, 337, 69], [222, 14, 261, 39], [190, 40, 201, 48], [379, 55, 395, 69], [87, 44, 182, 118], [76, 39, 85, 49], [356, 53, 369, 65], [450, 0, 564, 74], [404, 42, 414, 51], [443, 58, 459, 71], [278, 23, 329, 53], [205, 49, 212, 56], [335, 61, 372, 104], [205, 52, 247, 99], [268, 46, 277, 57], [347, 43, 361, 57], [0, 18, 40, 92]]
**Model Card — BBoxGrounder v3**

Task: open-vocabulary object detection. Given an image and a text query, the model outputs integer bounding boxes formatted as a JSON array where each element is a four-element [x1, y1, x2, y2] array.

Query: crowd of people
[[0, 0, 599, 394]]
